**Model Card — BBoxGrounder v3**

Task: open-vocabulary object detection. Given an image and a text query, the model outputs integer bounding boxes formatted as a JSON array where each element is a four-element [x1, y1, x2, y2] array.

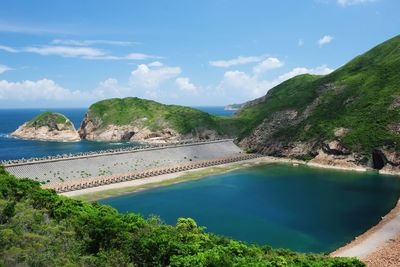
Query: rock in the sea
[[11, 112, 80, 142]]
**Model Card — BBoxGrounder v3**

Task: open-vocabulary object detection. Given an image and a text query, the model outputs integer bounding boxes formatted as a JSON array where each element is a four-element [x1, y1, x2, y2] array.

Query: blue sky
[[0, 0, 399, 108]]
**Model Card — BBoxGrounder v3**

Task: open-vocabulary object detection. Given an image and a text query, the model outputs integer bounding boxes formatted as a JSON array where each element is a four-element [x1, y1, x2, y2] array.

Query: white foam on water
[[0, 133, 10, 139]]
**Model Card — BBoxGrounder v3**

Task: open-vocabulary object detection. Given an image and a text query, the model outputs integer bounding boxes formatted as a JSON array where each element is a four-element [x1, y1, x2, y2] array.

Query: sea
[[0, 107, 235, 161]]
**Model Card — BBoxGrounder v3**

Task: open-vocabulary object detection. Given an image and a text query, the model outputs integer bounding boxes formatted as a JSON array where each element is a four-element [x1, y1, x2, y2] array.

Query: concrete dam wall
[[5, 140, 243, 185]]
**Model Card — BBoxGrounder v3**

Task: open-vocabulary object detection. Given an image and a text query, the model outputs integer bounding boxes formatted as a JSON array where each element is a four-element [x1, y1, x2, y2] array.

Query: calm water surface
[[0, 107, 232, 160], [100, 164, 400, 253]]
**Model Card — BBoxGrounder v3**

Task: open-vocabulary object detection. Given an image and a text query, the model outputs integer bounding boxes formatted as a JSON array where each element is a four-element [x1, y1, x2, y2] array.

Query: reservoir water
[[100, 163, 400, 253]]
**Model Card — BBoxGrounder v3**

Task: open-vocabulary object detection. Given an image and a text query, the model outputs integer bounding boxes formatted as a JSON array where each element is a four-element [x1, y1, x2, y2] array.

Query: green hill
[[237, 35, 400, 170], [27, 112, 74, 130], [79, 97, 239, 142], [0, 166, 362, 266]]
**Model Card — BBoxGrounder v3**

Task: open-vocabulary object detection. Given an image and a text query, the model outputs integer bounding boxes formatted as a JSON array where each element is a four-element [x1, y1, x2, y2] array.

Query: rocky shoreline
[[331, 200, 400, 267]]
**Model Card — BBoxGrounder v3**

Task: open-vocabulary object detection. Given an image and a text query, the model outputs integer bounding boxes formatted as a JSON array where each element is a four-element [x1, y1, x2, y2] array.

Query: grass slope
[[88, 97, 239, 136], [27, 112, 72, 128], [0, 166, 363, 266], [237, 35, 400, 158]]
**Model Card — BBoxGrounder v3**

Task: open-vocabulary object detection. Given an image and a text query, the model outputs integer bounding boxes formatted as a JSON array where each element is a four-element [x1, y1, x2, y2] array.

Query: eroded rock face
[[78, 112, 220, 144], [309, 150, 364, 170], [11, 114, 80, 142]]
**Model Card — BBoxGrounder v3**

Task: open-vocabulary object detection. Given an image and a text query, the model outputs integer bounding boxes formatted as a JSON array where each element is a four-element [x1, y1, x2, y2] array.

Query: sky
[[0, 0, 399, 108]]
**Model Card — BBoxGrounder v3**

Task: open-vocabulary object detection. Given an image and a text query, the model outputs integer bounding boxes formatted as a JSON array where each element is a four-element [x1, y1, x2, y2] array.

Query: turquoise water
[[100, 164, 400, 253]]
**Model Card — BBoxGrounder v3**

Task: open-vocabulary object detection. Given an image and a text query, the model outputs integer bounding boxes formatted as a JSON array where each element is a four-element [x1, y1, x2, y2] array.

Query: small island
[[11, 112, 80, 142], [224, 103, 243, 111]]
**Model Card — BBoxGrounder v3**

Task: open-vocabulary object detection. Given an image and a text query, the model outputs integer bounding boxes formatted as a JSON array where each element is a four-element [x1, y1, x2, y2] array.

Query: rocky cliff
[[11, 112, 80, 142], [236, 35, 400, 173], [78, 97, 237, 143]]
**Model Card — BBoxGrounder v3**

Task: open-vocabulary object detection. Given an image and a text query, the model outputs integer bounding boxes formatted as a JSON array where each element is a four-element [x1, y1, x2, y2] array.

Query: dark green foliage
[[237, 35, 400, 157], [0, 169, 364, 266], [26, 111, 73, 129]]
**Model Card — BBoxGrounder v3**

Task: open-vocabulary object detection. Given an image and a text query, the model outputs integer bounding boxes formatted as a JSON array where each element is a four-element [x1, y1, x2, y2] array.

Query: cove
[[99, 163, 400, 253]]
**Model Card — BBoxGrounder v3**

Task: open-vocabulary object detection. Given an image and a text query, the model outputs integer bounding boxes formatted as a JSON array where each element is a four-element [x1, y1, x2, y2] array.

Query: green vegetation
[[0, 166, 363, 266], [27, 111, 73, 128], [88, 97, 240, 136], [237, 35, 400, 158], [237, 74, 321, 138]]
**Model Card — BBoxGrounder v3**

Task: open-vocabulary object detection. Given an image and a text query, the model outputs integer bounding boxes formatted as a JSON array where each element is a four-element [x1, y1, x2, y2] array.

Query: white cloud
[[0, 78, 131, 105], [129, 63, 181, 89], [0, 44, 162, 60], [148, 61, 164, 67], [216, 64, 334, 102], [93, 78, 129, 99], [275, 65, 334, 83], [209, 55, 265, 68], [176, 77, 198, 93], [0, 23, 67, 34], [125, 53, 162, 60], [217, 71, 273, 99], [253, 57, 284, 75], [25, 46, 107, 58], [0, 64, 12, 74], [0, 45, 18, 53], [51, 39, 136, 46], [298, 39, 304, 47], [318, 35, 333, 47], [337, 0, 377, 7], [0, 79, 82, 101]]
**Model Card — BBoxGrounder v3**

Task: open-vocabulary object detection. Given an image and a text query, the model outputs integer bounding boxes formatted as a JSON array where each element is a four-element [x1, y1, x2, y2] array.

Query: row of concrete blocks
[[43, 153, 262, 193]]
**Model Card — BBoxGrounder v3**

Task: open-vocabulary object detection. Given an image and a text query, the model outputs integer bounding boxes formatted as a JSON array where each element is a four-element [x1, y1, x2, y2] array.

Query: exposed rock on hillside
[[78, 97, 234, 143], [11, 112, 80, 142], [236, 35, 400, 173]]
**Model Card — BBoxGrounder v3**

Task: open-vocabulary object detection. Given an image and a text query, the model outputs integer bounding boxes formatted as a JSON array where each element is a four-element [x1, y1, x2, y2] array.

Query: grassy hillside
[[87, 97, 239, 136], [0, 166, 363, 266], [237, 35, 400, 159], [27, 112, 73, 128]]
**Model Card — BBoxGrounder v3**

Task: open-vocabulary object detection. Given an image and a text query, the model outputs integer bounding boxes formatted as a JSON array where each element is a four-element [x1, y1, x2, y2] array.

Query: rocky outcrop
[[78, 111, 219, 144], [11, 112, 80, 142]]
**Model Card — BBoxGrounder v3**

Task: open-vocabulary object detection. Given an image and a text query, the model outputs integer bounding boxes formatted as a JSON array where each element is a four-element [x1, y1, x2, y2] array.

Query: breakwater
[[4, 139, 254, 191], [44, 153, 261, 193]]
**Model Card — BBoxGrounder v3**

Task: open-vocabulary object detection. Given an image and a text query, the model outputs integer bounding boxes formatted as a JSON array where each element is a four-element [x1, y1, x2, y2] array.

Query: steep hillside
[[79, 97, 238, 143], [237, 35, 400, 173], [11, 112, 80, 142]]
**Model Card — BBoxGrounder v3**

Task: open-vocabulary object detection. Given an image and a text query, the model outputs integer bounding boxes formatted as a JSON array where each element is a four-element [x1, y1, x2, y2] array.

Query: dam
[[3, 139, 260, 192]]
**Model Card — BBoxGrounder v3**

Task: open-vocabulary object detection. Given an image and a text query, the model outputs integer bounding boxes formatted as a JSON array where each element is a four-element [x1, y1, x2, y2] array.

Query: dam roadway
[[3, 139, 261, 192]]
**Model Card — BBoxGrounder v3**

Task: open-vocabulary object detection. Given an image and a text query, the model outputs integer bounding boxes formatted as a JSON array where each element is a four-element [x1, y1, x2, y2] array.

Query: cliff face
[[11, 112, 80, 142], [237, 35, 400, 172], [78, 97, 233, 143]]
